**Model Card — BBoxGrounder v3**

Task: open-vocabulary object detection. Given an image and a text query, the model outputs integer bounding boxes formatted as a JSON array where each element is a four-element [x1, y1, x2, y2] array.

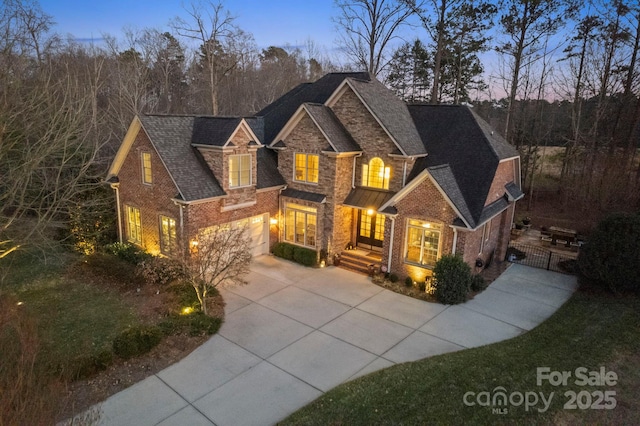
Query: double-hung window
[[405, 220, 442, 268], [284, 203, 317, 248], [160, 215, 177, 255], [141, 152, 152, 184], [126, 205, 142, 245], [294, 153, 319, 183], [229, 154, 251, 187]]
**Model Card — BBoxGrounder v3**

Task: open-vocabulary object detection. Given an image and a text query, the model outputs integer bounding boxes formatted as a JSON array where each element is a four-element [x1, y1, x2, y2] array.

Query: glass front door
[[356, 210, 384, 250]]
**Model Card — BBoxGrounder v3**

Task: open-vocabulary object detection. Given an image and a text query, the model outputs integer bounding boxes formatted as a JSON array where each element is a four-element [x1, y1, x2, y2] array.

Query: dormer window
[[141, 152, 152, 184], [294, 153, 319, 184], [229, 154, 251, 187], [362, 157, 390, 189]]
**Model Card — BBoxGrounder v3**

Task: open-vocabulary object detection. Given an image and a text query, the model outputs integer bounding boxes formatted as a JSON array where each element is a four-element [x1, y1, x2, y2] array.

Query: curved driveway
[[92, 256, 577, 426]]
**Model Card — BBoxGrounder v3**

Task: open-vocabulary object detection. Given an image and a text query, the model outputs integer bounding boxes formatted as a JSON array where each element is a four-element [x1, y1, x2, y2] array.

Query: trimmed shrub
[[293, 246, 317, 266], [159, 312, 222, 337], [389, 273, 399, 283], [272, 242, 317, 266], [470, 274, 488, 292], [83, 252, 140, 285], [104, 242, 152, 265], [283, 243, 295, 260], [72, 349, 114, 380], [136, 257, 185, 287], [577, 213, 640, 293], [112, 325, 163, 359], [404, 276, 413, 287], [271, 242, 285, 258], [432, 255, 472, 304]]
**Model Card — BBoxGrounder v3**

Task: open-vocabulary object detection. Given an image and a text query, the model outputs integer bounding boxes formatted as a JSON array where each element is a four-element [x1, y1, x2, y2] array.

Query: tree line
[[340, 0, 640, 218], [1, 0, 639, 261]]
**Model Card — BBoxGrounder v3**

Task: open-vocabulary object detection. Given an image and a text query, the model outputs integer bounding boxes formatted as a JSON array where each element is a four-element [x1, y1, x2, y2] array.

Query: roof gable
[[408, 105, 514, 225], [257, 72, 371, 145], [138, 115, 225, 201], [191, 117, 262, 148], [270, 103, 361, 153], [326, 78, 427, 157]]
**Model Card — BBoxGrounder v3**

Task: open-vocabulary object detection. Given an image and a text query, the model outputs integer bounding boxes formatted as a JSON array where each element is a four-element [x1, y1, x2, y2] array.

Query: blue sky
[[39, 0, 342, 50]]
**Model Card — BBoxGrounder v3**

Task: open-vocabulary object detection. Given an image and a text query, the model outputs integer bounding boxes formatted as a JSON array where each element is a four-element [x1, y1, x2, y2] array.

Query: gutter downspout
[[111, 183, 123, 243], [173, 200, 186, 252], [352, 153, 363, 188], [451, 227, 458, 255], [387, 216, 396, 272], [402, 160, 408, 187]]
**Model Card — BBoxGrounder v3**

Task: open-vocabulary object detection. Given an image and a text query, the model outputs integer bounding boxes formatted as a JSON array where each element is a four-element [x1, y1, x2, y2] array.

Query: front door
[[356, 210, 384, 251]]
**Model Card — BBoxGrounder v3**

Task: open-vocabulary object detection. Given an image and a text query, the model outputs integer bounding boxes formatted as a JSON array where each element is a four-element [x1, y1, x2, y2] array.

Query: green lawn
[[283, 290, 640, 425], [1, 250, 140, 378]]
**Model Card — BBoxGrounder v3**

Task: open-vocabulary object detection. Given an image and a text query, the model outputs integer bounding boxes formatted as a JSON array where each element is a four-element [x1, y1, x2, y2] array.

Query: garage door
[[234, 214, 268, 257]]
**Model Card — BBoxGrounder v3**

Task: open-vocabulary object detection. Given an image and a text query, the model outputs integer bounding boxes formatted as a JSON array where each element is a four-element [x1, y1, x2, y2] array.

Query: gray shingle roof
[[138, 114, 284, 201], [138, 115, 225, 201], [257, 147, 286, 189], [407, 105, 517, 228], [304, 104, 361, 152], [505, 182, 524, 201], [259, 72, 371, 145], [478, 196, 510, 224], [191, 117, 244, 147], [427, 165, 475, 227], [348, 78, 426, 156]]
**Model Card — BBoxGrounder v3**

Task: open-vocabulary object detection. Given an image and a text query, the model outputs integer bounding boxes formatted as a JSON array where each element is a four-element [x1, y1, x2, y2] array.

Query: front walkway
[[90, 257, 577, 426]]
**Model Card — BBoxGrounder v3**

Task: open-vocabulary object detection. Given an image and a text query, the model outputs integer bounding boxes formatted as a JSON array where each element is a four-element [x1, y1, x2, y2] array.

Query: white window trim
[[293, 152, 319, 185], [141, 152, 152, 185], [159, 215, 177, 255], [229, 154, 252, 188], [126, 205, 142, 245], [284, 203, 317, 248], [362, 157, 390, 189], [403, 219, 442, 269]]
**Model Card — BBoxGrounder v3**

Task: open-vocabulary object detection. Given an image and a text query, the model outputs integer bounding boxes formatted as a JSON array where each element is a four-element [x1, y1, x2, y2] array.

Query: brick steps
[[337, 250, 381, 275]]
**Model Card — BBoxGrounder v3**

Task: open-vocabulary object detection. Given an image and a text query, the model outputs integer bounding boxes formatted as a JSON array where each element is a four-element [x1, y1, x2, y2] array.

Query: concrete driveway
[[91, 257, 577, 426]]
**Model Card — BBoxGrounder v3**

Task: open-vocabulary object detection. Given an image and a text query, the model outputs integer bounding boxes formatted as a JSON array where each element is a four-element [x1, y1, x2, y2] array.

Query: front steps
[[337, 249, 382, 275]]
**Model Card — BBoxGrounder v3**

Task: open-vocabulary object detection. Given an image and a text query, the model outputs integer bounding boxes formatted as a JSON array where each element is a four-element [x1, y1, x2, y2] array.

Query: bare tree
[[171, 1, 238, 115], [0, 2, 107, 261], [498, 0, 578, 143], [182, 224, 252, 315], [334, 0, 419, 75]]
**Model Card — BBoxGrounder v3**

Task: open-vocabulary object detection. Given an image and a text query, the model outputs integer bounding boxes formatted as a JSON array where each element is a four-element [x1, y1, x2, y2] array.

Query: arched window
[[362, 157, 390, 189]]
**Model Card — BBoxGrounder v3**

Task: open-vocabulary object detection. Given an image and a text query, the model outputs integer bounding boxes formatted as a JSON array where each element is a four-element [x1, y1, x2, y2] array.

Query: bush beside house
[[577, 213, 640, 294], [272, 242, 317, 266]]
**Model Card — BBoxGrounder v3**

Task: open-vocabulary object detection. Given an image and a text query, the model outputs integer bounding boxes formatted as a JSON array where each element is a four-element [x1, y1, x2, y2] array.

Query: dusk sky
[[39, 0, 348, 50]]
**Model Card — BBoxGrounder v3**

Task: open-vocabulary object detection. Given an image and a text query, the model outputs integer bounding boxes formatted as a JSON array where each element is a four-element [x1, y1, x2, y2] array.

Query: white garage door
[[233, 213, 268, 257]]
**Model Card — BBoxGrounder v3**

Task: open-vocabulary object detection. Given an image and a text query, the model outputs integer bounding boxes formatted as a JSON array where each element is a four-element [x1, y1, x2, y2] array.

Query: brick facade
[[382, 176, 458, 283], [117, 129, 182, 255], [112, 79, 519, 276], [116, 127, 279, 255]]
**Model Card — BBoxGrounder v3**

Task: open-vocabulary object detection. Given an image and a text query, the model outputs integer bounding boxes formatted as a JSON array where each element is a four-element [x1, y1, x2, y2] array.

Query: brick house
[[106, 72, 522, 281]]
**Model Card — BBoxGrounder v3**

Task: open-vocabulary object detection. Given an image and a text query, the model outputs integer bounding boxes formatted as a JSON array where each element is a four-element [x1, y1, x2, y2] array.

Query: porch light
[[190, 240, 199, 247], [367, 209, 374, 216], [270, 217, 278, 225]]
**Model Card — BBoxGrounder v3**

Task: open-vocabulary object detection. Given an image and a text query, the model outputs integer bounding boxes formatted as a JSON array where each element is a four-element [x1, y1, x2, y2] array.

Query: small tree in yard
[[577, 213, 640, 294], [183, 223, 252, 314], [432, 254, 471, 304]]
